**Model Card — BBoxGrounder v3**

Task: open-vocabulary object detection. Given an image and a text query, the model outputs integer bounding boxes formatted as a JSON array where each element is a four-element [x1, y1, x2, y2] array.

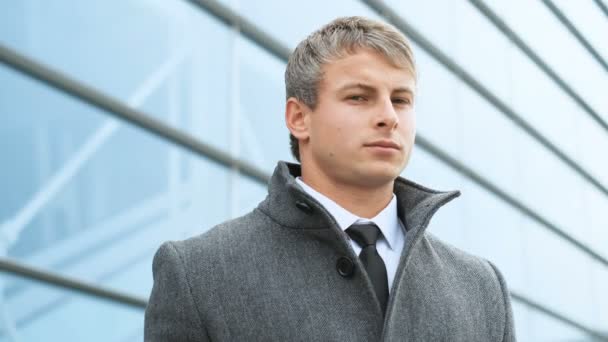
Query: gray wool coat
[[144, 161, 516, 341]]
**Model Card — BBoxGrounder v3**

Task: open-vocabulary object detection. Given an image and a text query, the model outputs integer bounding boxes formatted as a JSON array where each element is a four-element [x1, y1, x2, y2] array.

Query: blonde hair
[[285, 16, 416, 161]]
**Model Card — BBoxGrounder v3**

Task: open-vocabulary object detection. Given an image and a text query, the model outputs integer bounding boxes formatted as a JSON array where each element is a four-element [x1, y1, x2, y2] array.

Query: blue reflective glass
[[2, 0, 607, 339], [0, 274, 143, 341]]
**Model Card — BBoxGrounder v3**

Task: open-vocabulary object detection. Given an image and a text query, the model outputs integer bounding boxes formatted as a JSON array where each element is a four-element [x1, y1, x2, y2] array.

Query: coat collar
[[257, 161, 461, 238]]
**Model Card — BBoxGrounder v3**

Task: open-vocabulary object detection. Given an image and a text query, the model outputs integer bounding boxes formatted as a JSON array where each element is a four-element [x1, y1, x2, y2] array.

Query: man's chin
[[353, 164, 404, 187]]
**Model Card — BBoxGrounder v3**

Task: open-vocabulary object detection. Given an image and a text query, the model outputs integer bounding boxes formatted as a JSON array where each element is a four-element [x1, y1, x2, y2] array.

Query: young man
[[145, 16, 515, 341]]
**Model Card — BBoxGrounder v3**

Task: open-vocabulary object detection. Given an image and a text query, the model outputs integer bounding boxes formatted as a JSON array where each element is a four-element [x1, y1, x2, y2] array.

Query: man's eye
[[392, 98, 411, 105], [348, 95, 366, 101]]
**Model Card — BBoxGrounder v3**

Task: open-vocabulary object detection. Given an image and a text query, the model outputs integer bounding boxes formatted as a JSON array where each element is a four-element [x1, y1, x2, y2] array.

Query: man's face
[[302, 48, 416, 188]]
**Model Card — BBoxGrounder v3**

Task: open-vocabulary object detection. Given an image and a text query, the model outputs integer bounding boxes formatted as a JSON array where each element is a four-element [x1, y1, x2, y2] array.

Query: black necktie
[[346, 223, 389, 315]]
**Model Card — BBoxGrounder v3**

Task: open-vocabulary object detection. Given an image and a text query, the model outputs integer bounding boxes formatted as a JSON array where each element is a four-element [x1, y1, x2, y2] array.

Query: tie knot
[[346, 223, 382, 248]]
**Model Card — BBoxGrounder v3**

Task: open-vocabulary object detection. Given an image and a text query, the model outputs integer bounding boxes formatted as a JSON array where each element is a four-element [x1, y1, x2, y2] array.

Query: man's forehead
[[328, 68, 416, 93], [327, 47, 413, 71], [320, 52, 414, 88]]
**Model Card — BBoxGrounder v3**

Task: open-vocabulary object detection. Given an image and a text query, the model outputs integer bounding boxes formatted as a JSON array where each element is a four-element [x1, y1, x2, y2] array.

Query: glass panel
[[384, 0, 608, 187], [0, 274, 143, 342], [406, 47, 608, 261], [0, 65, 232, 296], [217, 0, 381, 49], [238, 36, 293, 172], [512, 301, 589, 342], [0, 0, 234, 153], [482, 0, 608, 122], [552, 0, 608, 62]]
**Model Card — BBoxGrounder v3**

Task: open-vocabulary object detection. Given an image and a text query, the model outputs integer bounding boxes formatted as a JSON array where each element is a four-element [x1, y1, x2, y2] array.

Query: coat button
[[295, 201, 313, 214], [336, 256, 355, 278]]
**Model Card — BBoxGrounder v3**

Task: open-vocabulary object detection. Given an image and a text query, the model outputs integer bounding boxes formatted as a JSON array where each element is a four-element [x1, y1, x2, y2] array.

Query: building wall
[[0, 0, 607, 340]]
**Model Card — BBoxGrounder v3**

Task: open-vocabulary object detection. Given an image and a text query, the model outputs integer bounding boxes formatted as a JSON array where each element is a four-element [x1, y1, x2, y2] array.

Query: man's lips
[[363, 140, 401, 150]]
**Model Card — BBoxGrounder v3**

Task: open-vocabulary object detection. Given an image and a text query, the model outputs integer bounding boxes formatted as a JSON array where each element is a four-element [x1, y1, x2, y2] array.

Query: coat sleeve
[[144, 241, 211, 341], [487, 261, 516, 342]]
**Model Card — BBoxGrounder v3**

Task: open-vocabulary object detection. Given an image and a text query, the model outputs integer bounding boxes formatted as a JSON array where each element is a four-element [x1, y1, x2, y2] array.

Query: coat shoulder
[[161, 208, 274, 271], [420, 232, 512, 313], [409, 233, 516, 341], [424, 232, 500, 279]]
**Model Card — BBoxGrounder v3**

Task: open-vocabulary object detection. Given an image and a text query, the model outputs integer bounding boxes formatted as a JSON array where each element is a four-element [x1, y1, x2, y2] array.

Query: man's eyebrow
[[337, 83, 376, 93], [393, 87, 415, 96], [337, 83, 415, 95]]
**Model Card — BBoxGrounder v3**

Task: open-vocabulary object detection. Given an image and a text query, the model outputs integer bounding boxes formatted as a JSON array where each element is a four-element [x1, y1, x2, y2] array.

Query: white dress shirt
[[296, 177, 406, 293]]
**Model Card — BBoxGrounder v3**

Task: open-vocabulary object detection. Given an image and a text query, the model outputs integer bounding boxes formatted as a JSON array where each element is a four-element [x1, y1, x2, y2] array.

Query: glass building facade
[[1, 0, 607, 340]]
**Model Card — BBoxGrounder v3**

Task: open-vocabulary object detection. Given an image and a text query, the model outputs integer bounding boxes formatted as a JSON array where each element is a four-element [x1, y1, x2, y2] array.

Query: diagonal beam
[[594, 0, 608, 19], [541, 0, 608, 73], [0, 43, 270, 187], [187, 0, 290, 61], [0, 49, 187, 248], [511, 291, 608, 341], [0, 257, 147, 309], [415, 135, 608, 269], [467, 0, 608, 136], [361, 0, 608, 200]]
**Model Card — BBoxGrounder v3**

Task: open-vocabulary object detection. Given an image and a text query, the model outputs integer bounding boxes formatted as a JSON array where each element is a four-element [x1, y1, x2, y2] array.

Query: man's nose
[[375, 98, 399, 129]]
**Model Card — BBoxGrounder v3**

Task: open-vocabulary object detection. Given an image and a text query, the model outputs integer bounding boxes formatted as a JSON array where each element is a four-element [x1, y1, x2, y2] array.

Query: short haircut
[[285, 16, 417, 162]]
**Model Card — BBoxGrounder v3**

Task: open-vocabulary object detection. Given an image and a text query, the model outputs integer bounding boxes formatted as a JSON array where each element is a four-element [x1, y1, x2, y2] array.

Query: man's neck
[[299, 173, 394, 219]]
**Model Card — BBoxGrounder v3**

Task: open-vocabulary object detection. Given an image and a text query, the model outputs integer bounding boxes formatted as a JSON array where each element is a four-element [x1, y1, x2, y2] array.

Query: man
[[145, 16, 515, 341]]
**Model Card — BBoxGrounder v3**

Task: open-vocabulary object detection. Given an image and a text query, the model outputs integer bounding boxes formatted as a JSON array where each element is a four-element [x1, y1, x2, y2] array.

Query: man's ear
[[285, 97, 311, 142]]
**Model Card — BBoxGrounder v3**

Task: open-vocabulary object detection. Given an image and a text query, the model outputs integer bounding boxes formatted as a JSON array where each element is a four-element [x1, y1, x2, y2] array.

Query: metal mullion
[[0, 257, 147, 309], [0, 43, 269, 186], [594, 0, 608, 19], [467, 0, 608, 134], [415, 135, 608, 268], [511, 290, 608, 341], [541, 0, 608, 73], [186, 0, 290, 61], [360, 0, 608, 199]]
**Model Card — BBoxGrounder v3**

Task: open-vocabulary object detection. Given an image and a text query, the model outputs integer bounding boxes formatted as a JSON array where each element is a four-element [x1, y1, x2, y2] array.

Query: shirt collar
[[295, 177, 400, 250]]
